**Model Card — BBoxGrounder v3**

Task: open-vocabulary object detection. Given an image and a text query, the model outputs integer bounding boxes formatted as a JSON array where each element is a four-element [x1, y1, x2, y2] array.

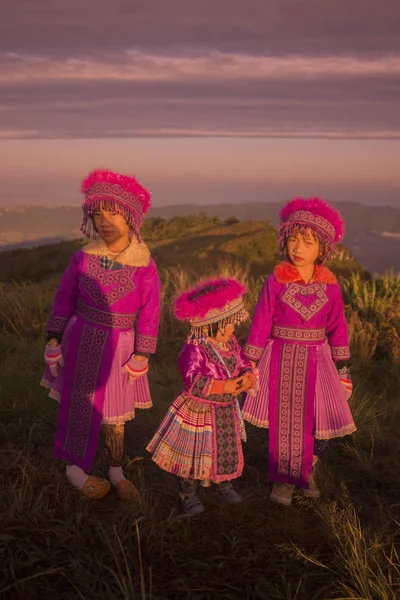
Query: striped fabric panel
[[242, 340, 273, 428], [315, 343, 356, 439], [147, 395, 214, 480]]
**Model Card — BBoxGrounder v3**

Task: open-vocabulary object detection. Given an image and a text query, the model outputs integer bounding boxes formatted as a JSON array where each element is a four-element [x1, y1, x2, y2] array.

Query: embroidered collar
[[83, 237, 151, 267], [273, 261, 337, 284]]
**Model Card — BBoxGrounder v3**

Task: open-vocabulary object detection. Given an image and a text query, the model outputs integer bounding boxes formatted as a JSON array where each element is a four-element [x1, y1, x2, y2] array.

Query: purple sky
[[0, 0, 399, 207]]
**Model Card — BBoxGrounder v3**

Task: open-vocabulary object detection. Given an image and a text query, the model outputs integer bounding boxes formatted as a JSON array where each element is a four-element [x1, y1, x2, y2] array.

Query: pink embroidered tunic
[[41, 246, 161, 471], [242, 262, 356, 488], [147, 337, 252, 483]]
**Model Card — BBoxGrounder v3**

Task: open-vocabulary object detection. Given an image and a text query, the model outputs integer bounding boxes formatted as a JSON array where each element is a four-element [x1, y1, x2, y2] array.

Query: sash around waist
[[271, 324, 326, 344], [184, 392, 237, 406], [75, 299, 136, 329]]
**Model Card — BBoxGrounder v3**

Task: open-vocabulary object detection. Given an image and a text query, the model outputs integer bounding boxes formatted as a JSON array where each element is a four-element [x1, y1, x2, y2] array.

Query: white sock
[[108, 465, 126, 486], [66, 465, 89, 490]]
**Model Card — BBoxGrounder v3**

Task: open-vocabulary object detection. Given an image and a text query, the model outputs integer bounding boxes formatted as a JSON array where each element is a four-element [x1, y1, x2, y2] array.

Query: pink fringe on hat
[[175, 278, 247, 322], [80, 168, 151, 240]]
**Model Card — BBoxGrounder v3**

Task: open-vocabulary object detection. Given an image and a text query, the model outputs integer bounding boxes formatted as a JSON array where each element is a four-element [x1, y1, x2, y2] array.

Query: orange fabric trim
[[209, 380, 225, 395], [273, 262, 337, 284]]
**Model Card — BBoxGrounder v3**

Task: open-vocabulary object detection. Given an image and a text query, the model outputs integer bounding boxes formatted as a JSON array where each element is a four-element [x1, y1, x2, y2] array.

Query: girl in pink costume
[[42, 169, 161, 501], [147, 278, 257, 514], [242, 198, 355, 506]]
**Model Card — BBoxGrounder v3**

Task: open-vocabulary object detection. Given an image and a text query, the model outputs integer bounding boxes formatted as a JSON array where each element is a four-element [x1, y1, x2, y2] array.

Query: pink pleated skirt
[[242, 340, 356, 439], [41, 316, 152, 425]]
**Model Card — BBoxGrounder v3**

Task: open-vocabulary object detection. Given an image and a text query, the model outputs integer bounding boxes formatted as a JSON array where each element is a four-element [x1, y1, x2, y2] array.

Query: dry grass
[[1, 237, 399, 599]]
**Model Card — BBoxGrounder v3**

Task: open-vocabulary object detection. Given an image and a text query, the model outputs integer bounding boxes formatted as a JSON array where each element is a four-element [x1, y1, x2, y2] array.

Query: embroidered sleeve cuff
[[189, 374, 213, 398], [243, 343, 264, 361], [331, 346, 351, 361], [135, 334, 157, 354], [46, 316, 70, 334]]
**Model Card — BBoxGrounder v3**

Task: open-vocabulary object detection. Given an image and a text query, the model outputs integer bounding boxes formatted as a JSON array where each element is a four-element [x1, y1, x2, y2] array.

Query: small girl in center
[[147, 278, 257, 514]]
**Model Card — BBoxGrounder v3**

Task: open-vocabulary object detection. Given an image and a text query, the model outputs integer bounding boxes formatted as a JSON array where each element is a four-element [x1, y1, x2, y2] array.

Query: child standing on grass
[[147, 278, 257, 514], [242, 198, 355, 506], [41, 169, 161, 501]]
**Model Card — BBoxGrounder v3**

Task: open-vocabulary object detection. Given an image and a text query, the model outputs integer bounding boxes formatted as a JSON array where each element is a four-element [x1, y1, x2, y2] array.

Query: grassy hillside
[[0, 214, 363, 285], [2, 202, 400, 273], [0, 217, 399, 599]]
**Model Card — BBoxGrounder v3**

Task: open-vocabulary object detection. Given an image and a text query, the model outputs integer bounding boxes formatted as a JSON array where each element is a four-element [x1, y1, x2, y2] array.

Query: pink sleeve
[[244, 275, 277, 361], [232, 338, 253, 373], [46, 251, 81, 334], [178, 343, 207, 388], [178, 343, 215, 397], [135, 259, 161, 355], [326, 284, 351, 361]]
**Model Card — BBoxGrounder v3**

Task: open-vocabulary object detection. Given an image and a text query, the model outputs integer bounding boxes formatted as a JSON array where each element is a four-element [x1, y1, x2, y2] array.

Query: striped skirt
[[146, 393, 245, 483]]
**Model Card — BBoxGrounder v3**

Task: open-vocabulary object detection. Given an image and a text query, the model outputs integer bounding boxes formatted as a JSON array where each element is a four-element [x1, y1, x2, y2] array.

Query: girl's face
[[92, 209, 130, 244], [286, 228, 320, 268], [214, 322, 235, 343]]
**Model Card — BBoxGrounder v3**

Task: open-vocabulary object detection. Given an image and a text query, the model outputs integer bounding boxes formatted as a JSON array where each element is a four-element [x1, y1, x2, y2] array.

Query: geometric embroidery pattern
[[272, 325, 326, 342], [281, 282, 328, 321], [191, 375, 211, 399], [136, 333, 157, 353], [47, 315, 70, 333], [243, 343, 264, 360], [76, 299, 136, 329], [86, 182, 145, 218], [202, 340, 238, 376], [81, 255, 136, 308], [277, 343, 309, 479], [331, 346, 351, 360], [215, 404, 238, 475], [64, 324, 108, 459], [284, 210, 336, 241]]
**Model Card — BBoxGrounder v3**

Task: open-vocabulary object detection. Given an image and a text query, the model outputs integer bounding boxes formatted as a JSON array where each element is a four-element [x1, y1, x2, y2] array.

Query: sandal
[[269, 482, 295, 506], [303, 472, 321, 498], [114, 479, 140, 502], [81, 476, 111, 500], [303, 460, 321, 498]]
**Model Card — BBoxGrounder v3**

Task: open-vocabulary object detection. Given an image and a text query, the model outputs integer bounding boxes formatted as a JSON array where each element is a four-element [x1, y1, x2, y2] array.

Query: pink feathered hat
[[175, 278, 249, 337], [278, 197, 345, 260], [80, 169, 151, 240]]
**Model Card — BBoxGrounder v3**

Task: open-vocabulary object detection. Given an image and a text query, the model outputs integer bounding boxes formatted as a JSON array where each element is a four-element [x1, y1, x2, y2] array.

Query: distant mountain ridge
[[1, 202, 400, 273]]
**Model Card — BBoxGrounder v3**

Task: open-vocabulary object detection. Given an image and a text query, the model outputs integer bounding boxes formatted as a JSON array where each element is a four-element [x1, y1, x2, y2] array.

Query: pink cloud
[[2, 51, 400, 84]]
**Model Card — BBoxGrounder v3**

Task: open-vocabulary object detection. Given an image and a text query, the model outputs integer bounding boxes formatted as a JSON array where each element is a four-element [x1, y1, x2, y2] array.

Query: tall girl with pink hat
[[242, 198, 356, 506], [41, 169, 161, 501]]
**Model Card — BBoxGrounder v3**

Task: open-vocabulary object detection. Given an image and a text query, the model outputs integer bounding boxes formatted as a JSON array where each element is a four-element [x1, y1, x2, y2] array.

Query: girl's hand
[[210, 376, 252, 396], [222, 378, 245, 396], [338, 367, 352, 400], [124, 354, 149, 385], [239, 373, 256, 392], [44, 343, 64, 377], [340, 376, 353, 400]]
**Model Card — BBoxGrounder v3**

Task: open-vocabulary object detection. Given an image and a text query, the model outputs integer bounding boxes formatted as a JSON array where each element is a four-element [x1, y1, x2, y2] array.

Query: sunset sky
[[1, 0, 399, 207]]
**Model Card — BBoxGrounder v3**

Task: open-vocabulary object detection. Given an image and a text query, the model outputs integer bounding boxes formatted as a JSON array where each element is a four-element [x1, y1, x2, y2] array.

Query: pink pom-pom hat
[[80, 169, 151, 240], [278, 197, 345, 261], [175, 278, 249, 338]]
